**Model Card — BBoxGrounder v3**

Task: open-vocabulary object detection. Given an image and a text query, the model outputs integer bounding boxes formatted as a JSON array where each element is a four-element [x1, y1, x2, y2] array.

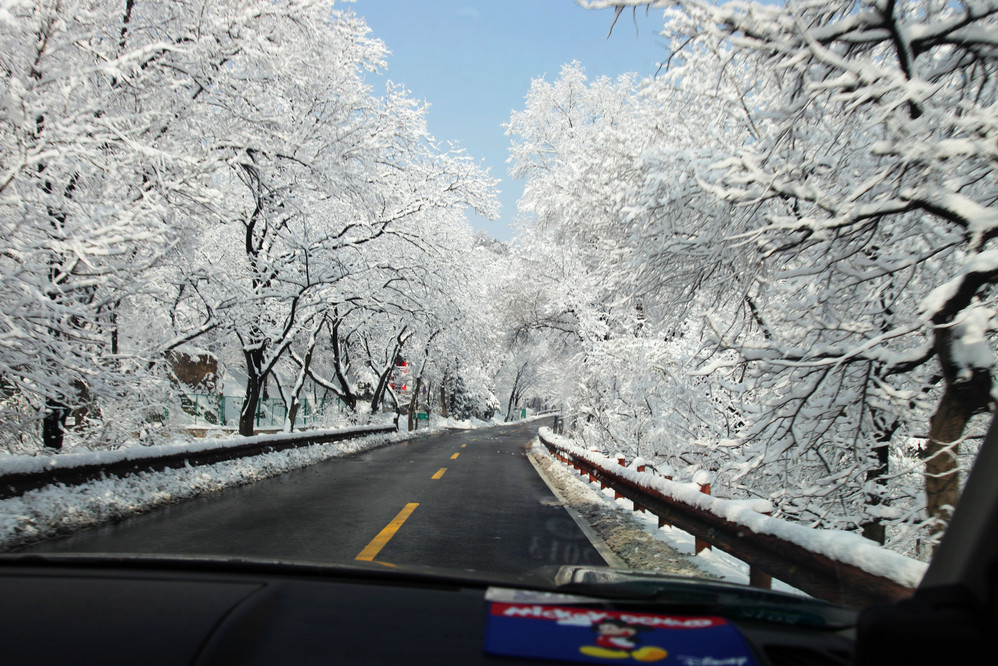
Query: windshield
[[1, 0, 994, 619]]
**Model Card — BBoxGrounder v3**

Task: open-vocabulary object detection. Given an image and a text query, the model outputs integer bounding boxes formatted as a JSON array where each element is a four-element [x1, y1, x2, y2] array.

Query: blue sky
[[350, 0, 668, 241]]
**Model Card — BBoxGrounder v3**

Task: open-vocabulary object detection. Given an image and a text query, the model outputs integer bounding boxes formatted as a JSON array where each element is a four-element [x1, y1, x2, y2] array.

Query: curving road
[[18, 420, 608, 574]]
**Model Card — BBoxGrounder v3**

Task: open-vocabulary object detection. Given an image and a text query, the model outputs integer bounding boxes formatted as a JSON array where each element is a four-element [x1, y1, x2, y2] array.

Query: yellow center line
[[355, 502, 419, 562], [451, 452, 460, 460], [432, 467, 447, 479]]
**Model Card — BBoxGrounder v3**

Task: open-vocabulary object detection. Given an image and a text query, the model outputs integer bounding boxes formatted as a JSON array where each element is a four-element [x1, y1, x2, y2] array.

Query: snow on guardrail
[[0, 425, 391, 477], [538, 427, 927, 596], [0, 424, 396, 500]]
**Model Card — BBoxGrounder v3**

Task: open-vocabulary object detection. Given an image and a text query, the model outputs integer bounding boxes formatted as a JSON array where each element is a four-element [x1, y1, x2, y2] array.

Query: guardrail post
[[614, 455, 625, 499], [749, 507, 773, 589], [634, 461, 648, 513], [695, 482, 712, 554], [749, 568, 772, 590], [655, 467, 673, 523]]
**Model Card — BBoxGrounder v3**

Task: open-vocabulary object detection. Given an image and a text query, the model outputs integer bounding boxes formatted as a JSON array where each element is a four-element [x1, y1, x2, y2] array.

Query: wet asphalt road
[[18, 420, 607, 574]]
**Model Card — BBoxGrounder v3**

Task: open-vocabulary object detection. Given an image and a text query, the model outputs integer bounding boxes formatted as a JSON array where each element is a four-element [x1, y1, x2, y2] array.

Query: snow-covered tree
[[632, 0, 998, 541], [0, 0, 238, 450], [527, 0, 994, 551], [0, 0, 498, 447], [501, 0, 998, 556]]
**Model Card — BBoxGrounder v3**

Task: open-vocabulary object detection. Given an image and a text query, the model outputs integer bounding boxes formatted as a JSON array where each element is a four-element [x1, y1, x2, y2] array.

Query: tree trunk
[[330, 315, 358, 412], [369, 331, 409, 414], [861, 416, 897, 545], [370, 362, 393, 414], [505, 384, 523, 422], [239, 379, 262, 436], [239, 348, 266, 436], [42, 398, 68, 450], [408, 375, 422, 431], [284, 320, 322, 432], [924, 386, 974, 535], [921, 314, 993, 541], [505, 362, 527, 422], [286, 400, 300, 432], [860, 446, 890, 545]]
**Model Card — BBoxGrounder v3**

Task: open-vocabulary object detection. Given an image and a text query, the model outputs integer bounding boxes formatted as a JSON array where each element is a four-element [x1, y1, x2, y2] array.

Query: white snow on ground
[[530, 439, 780, 588], [0, 413, 535, 552], [529, 439, 715, 581], [0, 429, 397, 551], [537, 428, 928, 588]]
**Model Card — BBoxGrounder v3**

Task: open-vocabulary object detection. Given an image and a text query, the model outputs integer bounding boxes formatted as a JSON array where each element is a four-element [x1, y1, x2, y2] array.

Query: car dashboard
[[0, 555, 857, 665]]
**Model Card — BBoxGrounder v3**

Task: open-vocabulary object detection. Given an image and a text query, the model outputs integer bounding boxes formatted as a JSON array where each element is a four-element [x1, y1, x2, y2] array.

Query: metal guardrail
[[0, 425, 396, 500], [537, 430, 916, 609]]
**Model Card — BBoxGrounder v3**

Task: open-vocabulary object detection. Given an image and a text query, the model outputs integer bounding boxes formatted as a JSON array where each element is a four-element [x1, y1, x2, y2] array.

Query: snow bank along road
[[16, 421, 609, 574]]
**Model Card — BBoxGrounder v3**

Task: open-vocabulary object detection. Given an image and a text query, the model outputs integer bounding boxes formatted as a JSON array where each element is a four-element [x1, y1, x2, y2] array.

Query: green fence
[[172, 394, 346, 429]]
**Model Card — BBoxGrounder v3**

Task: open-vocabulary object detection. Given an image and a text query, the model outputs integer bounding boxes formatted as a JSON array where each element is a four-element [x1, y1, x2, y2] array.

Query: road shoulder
[[526, 439, 715, 578]]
